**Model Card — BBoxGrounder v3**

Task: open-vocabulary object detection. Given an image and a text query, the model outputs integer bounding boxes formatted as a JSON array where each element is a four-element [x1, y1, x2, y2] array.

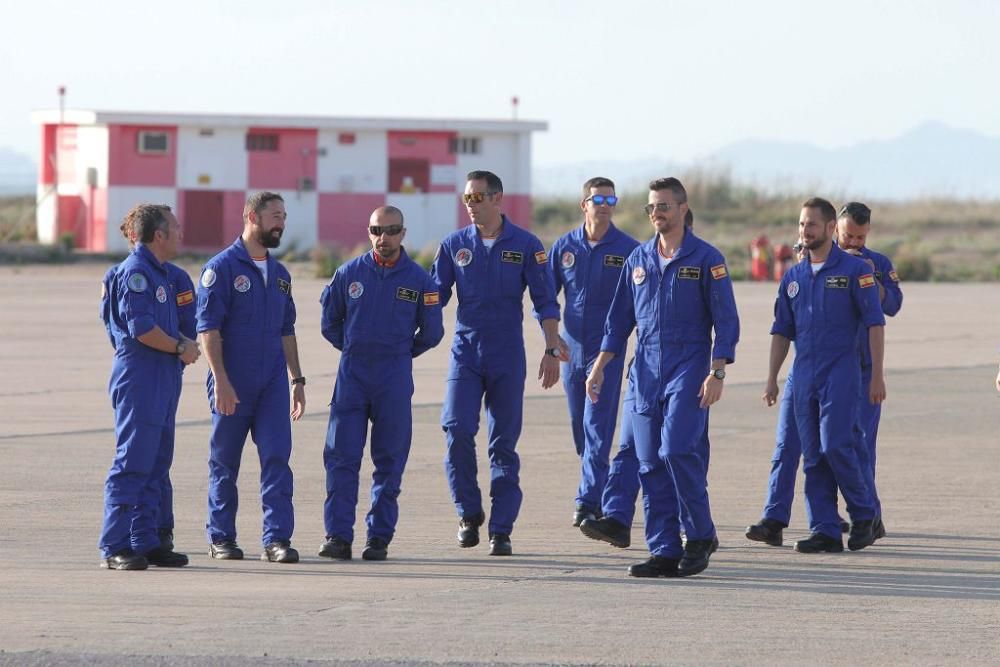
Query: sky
[[2, 0, 999, 167]]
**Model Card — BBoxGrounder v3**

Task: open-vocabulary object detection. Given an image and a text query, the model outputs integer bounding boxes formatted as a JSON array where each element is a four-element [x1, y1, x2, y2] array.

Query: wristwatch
[[545, 347, 561, 358], [711, 368, 726, 380], [175, 341, 187, 356], [291, 376, 306, 386]]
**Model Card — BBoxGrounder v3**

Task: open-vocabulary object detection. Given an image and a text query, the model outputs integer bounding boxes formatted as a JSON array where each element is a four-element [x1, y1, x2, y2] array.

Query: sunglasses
[[462, 191, 497, 205], [586, 194, 618, 207], [368, 224, 404, 236], [644, 202, 680, 215]]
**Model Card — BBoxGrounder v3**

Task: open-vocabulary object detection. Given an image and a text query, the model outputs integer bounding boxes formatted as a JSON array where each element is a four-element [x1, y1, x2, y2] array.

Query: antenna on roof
[[511, 95, 519, 120]]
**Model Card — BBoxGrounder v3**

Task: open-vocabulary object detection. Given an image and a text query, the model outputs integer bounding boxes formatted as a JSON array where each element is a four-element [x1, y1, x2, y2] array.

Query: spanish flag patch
[[889, 270, 899, 282], [534, 250, 548, 265], [859, 274, 875, 289], [423, 291, 440, 306], [710, 264, 728, 280], [176, 290, 194, 306]]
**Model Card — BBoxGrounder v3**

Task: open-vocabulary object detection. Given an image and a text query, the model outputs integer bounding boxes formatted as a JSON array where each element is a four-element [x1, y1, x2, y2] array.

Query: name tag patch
[[604, 255, 625, 268], [423, 291, 440, 306], [176, 290, 194, 306], [278, 278, 291, 295], [825, 276, 849, 289], [396, 287, 419, 303], [678, 266, 701, 280], [502, 251, 524, 264]]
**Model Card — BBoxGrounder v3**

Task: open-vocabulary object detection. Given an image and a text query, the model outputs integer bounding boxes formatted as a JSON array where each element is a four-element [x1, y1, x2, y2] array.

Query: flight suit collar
[[134, 243, 168, 276], [573, 221, 621, 248], [814, 243, 848, 274], [363, 246, 412, 275]]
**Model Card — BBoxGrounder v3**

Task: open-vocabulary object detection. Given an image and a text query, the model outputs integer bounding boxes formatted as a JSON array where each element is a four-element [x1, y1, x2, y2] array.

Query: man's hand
[[869, 374, 887, 404], [762, 378, 779, 407], [214, 377, 240, 416], [554, 335, 570, 362], [539, 354, 560, 389], [585, 365, 605, 404], [699, 374, 723, 408], [179, 338, 201, 365], [291, 384, 305, 420]]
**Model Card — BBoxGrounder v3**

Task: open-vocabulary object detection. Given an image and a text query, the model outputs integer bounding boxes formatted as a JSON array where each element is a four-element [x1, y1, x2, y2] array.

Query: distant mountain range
[[534, 121, 1000, 200], [0, 148, 35, 195]]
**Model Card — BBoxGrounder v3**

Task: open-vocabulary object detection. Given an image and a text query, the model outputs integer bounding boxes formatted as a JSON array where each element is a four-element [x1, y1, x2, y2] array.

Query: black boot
[[580, 516, 630, 548], [362, 537, 389, 561], [745, 518, 785, 546], [146, 547, 188, 567], [457, 511, 486, 548], [488, 533, 512, 556], [848, 520, 875, 551], [678, 539, 713, 577], [628, 556, 679, 578], [209, 540, 244, 560], [101, 548, 148, 571], [794, 533, 844, 553], [262, 540, 300, 563], [318, 536, 352, 560]]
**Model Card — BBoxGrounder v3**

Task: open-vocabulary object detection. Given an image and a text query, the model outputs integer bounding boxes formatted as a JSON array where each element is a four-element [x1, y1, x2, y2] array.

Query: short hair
[[244, 192, 285, 221], [582, 177, 615, 199], [839, 201, 872, 226], [802, 197, 837, 223], [684, 208, 694, 228], [648, 177, 687, 204], [374, 205, 405, 226], [125, 204, 172, 244], [466, 170, 503, 194]]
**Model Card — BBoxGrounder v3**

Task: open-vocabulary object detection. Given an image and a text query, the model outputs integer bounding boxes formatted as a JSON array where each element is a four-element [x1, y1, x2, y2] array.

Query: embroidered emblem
[[278, 278, 291, 295], [348, 281, 364, 299], [711, 264, 728, 280], [859, 274, 876, 289], [678, 266, 701, 280], [200, 268, 216, 288], [155, 285, 167, 303], [502, 251, 524, 264], [127, 273, 148, 293], [561, 251, 575, 269], [396, 287, 419, 303], [234, 275, 251, 293], [534, 250, 547, 264], [423, 291, 440, 306], [455, 248, 473, 267], [176, 290, 194, 306], [889, 270, 899, 282], [632, 266, 646, 285], [825, 276, 849, 289], [787, 281, 799, 298]]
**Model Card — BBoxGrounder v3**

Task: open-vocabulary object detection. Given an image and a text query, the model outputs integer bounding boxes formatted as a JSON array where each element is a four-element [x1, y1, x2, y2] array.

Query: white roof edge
[[29, 109, 547, 133]]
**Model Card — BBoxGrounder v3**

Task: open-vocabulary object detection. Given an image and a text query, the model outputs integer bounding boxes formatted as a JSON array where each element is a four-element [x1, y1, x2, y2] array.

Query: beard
[[257, 227, 282, 249]]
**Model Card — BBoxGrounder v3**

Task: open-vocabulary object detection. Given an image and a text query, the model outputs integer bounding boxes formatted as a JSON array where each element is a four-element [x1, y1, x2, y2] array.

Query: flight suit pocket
[[500, 257, 524, 298], [392, 286, 420, 334]]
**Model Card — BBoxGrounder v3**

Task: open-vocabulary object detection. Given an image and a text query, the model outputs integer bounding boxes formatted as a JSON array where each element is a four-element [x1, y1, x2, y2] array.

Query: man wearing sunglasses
[[586, 178, 740, 578], [318, 206, 444, 562], [431, 170, 566, 556], [547, 177, 639, 529]]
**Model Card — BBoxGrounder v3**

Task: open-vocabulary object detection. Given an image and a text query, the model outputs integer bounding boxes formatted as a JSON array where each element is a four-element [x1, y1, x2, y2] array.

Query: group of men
[[98, 169, 901, 579]]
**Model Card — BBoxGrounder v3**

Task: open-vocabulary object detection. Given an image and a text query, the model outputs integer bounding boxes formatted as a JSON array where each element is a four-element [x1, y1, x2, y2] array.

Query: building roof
[[29, 109, 547, 133]]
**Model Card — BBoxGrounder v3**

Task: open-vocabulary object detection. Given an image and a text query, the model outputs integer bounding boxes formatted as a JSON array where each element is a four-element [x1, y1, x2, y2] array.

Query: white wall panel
[[317, 130, 387, 193], [106, 186, 177, 253], [386, 192, 457, 253], [75, 126, 109, 188], [176, 126, 248, 190], [273, 189, 318, 251]]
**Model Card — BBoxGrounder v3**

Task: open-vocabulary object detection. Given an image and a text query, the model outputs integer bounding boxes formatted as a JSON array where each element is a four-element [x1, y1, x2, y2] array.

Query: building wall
[[318, 192, 386, 249], [108, 125, 178, 187], [271, 189, 318, 251], [247, 128, 317, 191], [106, 186, 177, 253], [386, 192, 457, 254], [317, 129, 387, 193], [177, 126, 248, 191]]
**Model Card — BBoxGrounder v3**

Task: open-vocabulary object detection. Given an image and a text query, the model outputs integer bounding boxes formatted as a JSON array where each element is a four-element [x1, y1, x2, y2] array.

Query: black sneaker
[[848, 519, 875, 551], [362, 537, 389, 561], [488, 533, 512, 556], [157, 528, 175, 552], [580, 516, 630, 548], [572, 504, 597, 527], [840, 519, 851, 534], [457, 511, 486, 548], [794, 533, 844, 553], [262, 540, 299, 563], [318, 536, 352, 560], [101, 548, 148, 571], [209, 540, 244, 560], [873, 517, 886, 540], [678, 538, 713, 577], [628, 556, 680, 578], [146, 547, 189, 567], [745, 518, 785, 547]]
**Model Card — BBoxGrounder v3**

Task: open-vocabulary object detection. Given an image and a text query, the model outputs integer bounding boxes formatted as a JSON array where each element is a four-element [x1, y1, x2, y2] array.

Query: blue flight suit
[[196, 238, 297, 547], [320, 249, 444, 544], [760, 246, 901, 526], [99, 244, 183, 558], [431, 216, 560, 536], [548, 223, 639, 512], [771, 244, 884, 539], [602, 229, 740, 558], [102, 261, 196, 535]]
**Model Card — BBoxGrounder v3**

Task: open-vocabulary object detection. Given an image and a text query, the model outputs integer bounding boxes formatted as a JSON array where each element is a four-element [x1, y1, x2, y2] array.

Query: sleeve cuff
[[128, 316, 155, 338], [601, 334, 626, 356]]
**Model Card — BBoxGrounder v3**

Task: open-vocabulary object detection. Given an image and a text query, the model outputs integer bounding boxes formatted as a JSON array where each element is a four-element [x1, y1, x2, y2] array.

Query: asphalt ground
[[0, 264, 997, 666]]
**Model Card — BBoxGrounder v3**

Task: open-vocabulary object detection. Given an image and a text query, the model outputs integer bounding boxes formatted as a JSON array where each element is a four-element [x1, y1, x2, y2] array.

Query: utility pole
[[53, 85, 66, 239]]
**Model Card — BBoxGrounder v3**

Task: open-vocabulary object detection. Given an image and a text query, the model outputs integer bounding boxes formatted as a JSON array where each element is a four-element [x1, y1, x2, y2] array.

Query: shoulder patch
[[859, 274, 876, 289], [201, 268, 217, 288], [176, 290, 194, 306], [534, 250, 547, 264], [710, 264, 728, 280], [604, 255, 625, 268], [632, 266, 647, 285], [396, 287, 419, 303], [502, 250, 524, 264], [889, 270, 899, 282], [423, 291, 440, 306], [561, 251, 575, 269], [678, 266, 701, 280], [278, 278, 291, 295], [127, 273, 148, 293], [787, 280, 799, 298]]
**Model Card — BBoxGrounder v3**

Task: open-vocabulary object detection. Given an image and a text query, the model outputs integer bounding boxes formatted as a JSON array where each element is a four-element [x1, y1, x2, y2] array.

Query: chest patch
[[632, 266, 647, 285], [678, 266, 701, 280], [396, 287, 419, 303], [234, 275, 252, 293], [502, 250, 523, 264], [155, 285, 168, 303], [825, 276, 849, 289], [561, 251, 575, 269], [889, 270, 899, 282], [455, 248, 473, 267], [127, 273, 148, 293], [278, 278, 291, 295], [348, 281, 364, 299], [787, 280, 799, 298], [604, 255, 625, 268], [200, 268, 217, 288]]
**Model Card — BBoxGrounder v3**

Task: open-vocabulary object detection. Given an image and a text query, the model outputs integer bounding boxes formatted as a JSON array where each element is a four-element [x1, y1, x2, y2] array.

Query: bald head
[[368, 205, 406, 261], [370, 205, 404, 228]]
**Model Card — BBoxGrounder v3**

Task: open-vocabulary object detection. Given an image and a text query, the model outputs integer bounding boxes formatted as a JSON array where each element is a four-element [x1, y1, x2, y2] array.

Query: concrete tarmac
[[0, 264, 998, 666]]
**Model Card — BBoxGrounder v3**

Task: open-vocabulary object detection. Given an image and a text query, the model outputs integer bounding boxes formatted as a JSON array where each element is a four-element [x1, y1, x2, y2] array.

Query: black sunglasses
[[586, 194, 618, 207], [369, 224, 404, 236]]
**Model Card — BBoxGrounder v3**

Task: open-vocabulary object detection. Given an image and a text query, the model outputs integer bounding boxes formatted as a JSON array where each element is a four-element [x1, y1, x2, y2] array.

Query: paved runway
[[1, 264, 997, 665]]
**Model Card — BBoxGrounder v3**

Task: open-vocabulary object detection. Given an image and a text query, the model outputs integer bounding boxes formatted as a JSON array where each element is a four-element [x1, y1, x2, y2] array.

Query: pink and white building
[[30, 110, 546, 253]]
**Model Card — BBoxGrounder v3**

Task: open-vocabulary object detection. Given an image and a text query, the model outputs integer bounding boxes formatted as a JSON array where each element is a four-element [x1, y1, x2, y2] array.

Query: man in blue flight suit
[[197, 192, 306, 564], [431, 170, 567, 557], [101, 212, 197, 554], [318, 206, 444, 562], [747, 201, 901, 547], [548, 177, 639, 527], [764, 197, 886, 553], [99, 204, 201, 570], [586, 179, 739, 578]]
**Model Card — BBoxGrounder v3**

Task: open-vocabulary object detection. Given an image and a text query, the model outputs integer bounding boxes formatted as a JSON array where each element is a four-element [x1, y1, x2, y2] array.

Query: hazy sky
[[2, 0, 998, 167]]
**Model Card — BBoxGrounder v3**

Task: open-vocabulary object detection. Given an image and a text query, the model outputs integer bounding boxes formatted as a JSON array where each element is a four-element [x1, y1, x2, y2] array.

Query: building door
[[388, 159, 430, 193], [182, 190, 225, 249]]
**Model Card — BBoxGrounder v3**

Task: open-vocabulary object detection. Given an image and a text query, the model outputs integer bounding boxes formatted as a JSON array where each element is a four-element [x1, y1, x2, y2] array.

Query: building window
[[338, 132, 356, 145], [449, 137, 481, 155], [246, 133, 279, 151], [137, 131, 169, 154]]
